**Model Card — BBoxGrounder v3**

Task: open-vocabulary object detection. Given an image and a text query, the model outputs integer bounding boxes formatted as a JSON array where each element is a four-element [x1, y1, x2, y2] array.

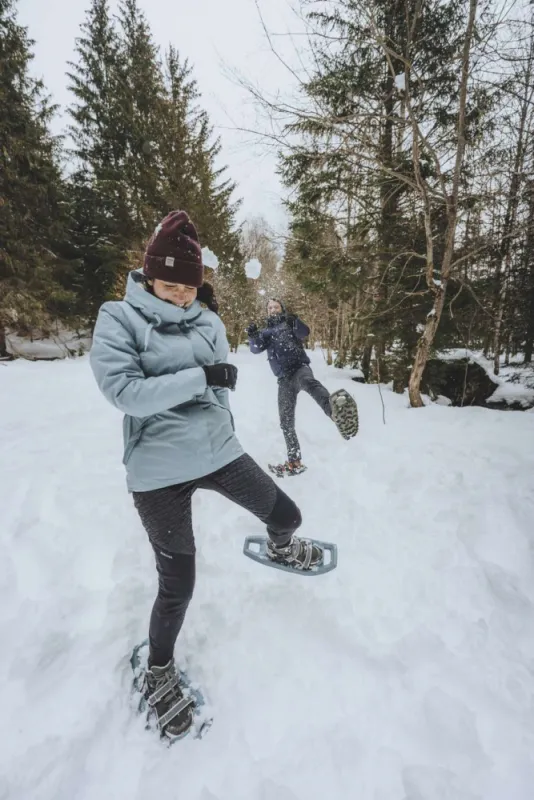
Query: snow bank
[[6, 329, 92, 360], [1, 351, 534, 799], [487, 382, 534, 408], [440, 348, 498, 377], [439, 349, 534, 408]]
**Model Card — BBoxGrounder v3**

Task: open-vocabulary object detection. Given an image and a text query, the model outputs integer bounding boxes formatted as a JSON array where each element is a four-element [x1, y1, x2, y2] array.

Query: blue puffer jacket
[[248, 314, 311, 378], [89, 270, 243, 492]]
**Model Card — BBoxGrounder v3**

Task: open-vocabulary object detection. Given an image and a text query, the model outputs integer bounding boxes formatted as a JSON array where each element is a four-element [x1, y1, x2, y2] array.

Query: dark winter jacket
[[248, 314, 311, 378]]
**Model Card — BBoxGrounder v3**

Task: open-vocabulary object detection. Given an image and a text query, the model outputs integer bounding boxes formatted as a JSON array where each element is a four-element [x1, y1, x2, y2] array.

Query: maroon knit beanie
[[144, 211, 204, 287]]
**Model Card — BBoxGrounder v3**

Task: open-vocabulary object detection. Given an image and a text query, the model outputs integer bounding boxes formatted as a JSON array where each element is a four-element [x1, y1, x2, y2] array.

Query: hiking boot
[[267, 535, 323, 571], [144, 660, 194, 740]]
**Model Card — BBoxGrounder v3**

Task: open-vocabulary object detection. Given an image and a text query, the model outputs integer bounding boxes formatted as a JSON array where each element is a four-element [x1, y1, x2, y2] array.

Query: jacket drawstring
[[144, 313, 162, 351]]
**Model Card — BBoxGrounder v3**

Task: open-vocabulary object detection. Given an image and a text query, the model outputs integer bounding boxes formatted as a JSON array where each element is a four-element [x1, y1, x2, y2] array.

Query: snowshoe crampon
[[268, 461, 308, 478], [243, 535, 337, 576], [330, 389, 359, 440], [130, 640, 212, 743]]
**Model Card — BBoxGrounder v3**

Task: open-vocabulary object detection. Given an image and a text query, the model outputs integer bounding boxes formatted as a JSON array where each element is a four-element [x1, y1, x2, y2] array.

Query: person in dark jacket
[[90, 213, 325, 741], [247, 299, 334, 476]]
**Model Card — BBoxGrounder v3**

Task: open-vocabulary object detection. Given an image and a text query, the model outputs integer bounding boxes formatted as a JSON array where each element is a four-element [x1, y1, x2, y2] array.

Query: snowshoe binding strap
[[148, 674, 185, 707], [145, 662, 194, 736], [267, 536, 322, 570], [157, 696, 194, 731]]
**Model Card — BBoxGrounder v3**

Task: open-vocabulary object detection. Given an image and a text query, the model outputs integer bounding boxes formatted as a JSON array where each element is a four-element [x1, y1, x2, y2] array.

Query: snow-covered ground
[[1, 349, 534, 800]]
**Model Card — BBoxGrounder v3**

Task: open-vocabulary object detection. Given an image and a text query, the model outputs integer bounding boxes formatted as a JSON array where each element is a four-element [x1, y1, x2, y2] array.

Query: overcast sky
[[17, 0, 304, 231]]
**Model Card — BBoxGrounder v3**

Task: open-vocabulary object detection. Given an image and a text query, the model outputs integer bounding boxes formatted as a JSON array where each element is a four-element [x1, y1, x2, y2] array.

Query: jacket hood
[[125, 269, 203, 326], [267, 298, 287, 327], [268, 298, 286, 313]]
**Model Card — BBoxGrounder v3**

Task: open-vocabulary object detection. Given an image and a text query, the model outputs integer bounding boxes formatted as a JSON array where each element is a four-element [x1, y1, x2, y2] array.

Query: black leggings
[[133, 454, 302, 666], [278, 366, 332, 462]]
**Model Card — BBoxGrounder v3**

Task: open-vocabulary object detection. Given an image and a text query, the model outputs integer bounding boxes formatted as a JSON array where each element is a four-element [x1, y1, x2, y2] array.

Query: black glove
[[246, 322, 259, 336], [285, 314, 297, 327], [203, 363, 238, 390]]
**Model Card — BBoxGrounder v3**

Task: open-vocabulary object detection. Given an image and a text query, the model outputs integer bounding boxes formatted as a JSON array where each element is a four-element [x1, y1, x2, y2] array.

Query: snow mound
[[6, 329, 91, 360], [439, 349, 534, 407], [487, 382, 534, 408]]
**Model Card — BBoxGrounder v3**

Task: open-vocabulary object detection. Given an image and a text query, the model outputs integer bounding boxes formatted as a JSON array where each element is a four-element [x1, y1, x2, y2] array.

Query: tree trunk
[[492, 27, 533, 374], [524, 180, 534, 363], [408, 285, 448, 406], [525, 324, 534, 364], [334, 301, 342, 352], [504, 335, 511, 366], [482, 332, 492, 359], [361, 343, 373, 382], [0, 324, 8, 359], [407, 0, 478, 406], [492, 251, 512, 376], [373, 337, 386, 383]]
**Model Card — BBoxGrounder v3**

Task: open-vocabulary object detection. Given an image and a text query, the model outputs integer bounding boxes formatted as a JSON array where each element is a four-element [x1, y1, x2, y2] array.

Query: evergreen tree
[[68, 0, 242, 315], [0, 0, 77, 354], [67, 0, 131, 315], [157, 47, 197, 217], [156, 43, 244, 337], [158, 46, 241, 269], [189, 114, 241, 265], [117, 0, 164, 240]]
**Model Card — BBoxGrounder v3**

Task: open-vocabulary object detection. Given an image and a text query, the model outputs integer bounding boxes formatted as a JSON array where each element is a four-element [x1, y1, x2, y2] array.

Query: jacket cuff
[[192, 366, 208, 395]]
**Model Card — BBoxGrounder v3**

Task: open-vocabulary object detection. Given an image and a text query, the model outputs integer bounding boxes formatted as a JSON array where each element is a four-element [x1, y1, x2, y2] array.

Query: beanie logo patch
[[165, 257, 175, 267]]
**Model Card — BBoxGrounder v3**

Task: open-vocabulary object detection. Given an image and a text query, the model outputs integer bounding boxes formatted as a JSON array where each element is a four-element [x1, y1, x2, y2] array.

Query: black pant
[[133, 454, 302, 667], [278, 365, 332, 462]]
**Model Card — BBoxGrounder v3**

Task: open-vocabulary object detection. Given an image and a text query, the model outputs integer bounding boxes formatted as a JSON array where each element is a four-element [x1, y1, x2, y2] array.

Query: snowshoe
[[268, 461, 308, 478], [330, 389, 359, 440], [243, 534, 337, 576], [130, 640, 212, 743]]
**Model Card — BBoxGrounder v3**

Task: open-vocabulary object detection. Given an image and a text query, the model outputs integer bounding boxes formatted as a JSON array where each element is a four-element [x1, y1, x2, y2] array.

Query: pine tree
[[67, 0, 131, 315], [0, 0, 77, 354], [155, 43, 244, 338], [68, 1, 242, 316], [117, 0, 164, 240], [157, 47, 197, 216], [158, 46, 241, 268]]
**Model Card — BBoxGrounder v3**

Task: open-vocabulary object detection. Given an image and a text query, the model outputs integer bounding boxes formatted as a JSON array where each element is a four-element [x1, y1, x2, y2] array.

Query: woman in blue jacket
[[90, 211, 322, 741], [248, 299, 356, 476]]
